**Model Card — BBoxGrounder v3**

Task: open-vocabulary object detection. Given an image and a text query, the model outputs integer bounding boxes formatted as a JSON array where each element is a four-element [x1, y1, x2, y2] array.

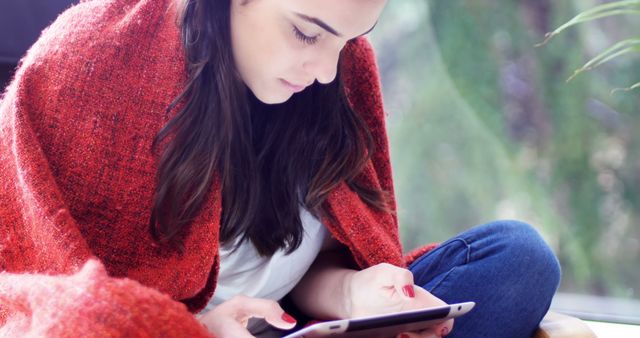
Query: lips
[[280, 78, 308, 93]]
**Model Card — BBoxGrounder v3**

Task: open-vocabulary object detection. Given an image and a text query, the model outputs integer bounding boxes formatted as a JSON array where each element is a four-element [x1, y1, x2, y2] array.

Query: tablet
[[282, 302, 475, 338]]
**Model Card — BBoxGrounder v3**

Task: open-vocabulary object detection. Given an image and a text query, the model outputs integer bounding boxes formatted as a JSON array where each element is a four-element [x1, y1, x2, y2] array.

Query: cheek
[[254, 39, 290, 75], [250, 32, 299, 81], [232, 13, 292, 81]]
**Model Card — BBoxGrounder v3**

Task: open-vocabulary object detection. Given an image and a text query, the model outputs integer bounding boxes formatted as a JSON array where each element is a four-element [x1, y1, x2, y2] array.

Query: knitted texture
[[0, 259, 211, 337], [0, 0, 433, 336]]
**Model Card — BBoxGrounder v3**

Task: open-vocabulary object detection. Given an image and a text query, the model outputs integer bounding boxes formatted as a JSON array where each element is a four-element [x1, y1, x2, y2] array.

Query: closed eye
[[292, 25, 319, 45]]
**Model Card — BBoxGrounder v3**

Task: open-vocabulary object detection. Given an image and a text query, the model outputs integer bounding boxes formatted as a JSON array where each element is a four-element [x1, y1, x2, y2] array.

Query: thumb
[[242, 298, 298, 330], [265, 310, 298, 330]]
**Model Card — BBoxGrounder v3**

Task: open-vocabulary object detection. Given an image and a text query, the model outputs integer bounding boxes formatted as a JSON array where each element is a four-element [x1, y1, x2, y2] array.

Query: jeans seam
[[428, 239, 472, 293], [409, 237, 472, 270], [464, 240, 471, 264], [428, 266, 457, 293]]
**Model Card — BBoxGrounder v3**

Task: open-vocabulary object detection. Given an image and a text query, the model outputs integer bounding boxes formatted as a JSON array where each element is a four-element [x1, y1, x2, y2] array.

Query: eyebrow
[[294, 12, 378, 38]]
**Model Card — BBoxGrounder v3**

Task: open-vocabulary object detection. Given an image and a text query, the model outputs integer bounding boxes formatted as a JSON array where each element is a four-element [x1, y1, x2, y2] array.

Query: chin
[[252, 90, 293, 105]]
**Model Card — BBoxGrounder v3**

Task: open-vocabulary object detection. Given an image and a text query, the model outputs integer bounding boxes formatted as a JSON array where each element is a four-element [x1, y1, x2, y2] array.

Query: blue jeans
[[408, 220, 561, 338]]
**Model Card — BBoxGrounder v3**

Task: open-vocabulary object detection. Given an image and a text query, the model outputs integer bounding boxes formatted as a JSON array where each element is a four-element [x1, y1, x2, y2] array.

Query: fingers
[[197, 311, 256, 338], [396, 328, 440, 338], [437, 318, 454, 337], [412, 286, 448, 307], [368, 263, 416, 301], [198, 296, 297, 338], [205, 315, 257, 338], [225, 295, 297, 330], [350, 264, 455, 338], [423, 319, 453, 337], [410, 286, 454, 335], [369, 263, 414, 284], [396, 324, 452, 338], [392, 268, 416, 300], [394, 320, 452, 338], [394, 282, 442, 314], [264, 309, 298, 330]]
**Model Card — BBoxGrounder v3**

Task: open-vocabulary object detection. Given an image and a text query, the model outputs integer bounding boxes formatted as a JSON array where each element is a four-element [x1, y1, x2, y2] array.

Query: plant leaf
[[611, 82, 640, 94], [536, 0, 640, 46], [567, 38, 640, 82]]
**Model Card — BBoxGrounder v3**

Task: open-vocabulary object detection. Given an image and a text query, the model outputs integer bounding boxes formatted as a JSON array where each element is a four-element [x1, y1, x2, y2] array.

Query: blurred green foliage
[[540, 0, 640, 89], [370, 0, 640, 301]]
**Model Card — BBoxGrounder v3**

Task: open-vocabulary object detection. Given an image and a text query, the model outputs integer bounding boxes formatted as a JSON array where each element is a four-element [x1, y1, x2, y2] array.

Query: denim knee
[[482, 220, 562, 299], [409, 220, 562, 337]]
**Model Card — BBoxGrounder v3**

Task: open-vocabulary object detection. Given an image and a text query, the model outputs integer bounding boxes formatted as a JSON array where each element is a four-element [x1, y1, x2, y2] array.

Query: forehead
[[278, 0, 387, 37]]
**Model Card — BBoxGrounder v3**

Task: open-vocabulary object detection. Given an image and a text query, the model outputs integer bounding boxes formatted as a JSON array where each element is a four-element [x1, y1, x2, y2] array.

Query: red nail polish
[[400, 334, 410, 338], [282, 313, 297, 324], [402, 285, 415, 298], [441, 327, 450, 336]]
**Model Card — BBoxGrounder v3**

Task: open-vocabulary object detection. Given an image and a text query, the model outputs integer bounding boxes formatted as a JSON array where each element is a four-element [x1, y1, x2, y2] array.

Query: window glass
[[370, 0, 640, 323]]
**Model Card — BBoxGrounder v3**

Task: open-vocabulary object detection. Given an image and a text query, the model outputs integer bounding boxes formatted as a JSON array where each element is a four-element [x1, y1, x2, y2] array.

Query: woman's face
[[230, 0, 387, 104]]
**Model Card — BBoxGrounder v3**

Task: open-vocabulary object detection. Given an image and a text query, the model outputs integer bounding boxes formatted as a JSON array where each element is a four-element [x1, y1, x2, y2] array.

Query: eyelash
[[292, 26, 319, 45]]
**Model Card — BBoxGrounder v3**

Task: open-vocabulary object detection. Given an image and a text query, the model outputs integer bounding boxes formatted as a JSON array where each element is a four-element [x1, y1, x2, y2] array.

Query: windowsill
[[549, 292, 640, 336], [585, 321, 640, 337], [551, 292, 640, 324]]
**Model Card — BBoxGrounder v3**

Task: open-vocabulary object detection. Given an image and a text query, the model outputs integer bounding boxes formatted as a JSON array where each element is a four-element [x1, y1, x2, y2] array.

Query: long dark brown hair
[[149, 0, 390, 256]]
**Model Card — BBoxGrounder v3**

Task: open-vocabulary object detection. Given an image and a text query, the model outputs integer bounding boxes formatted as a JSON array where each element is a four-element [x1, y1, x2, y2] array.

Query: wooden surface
[[534, 312, 597, 338]]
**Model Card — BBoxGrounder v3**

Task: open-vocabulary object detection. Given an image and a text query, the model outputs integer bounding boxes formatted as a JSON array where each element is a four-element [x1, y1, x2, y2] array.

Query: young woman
[[0, 0, 561, 337]]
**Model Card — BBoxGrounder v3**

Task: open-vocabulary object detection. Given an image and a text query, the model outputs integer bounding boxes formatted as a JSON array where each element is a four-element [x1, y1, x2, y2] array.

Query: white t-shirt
[[200, 206, 331, 314]]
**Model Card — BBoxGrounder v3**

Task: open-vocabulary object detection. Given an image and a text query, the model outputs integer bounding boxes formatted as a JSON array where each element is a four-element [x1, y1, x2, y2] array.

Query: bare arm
[[289, 236, 358, 320], [289, 236, 454, 338]]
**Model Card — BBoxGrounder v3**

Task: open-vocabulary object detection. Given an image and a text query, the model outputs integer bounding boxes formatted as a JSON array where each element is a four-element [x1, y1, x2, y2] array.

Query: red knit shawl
[[0, 0, 435, 336]]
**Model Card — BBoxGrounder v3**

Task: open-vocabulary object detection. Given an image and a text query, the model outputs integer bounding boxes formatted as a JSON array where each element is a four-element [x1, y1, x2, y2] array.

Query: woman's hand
[[344, 263, 453, 338], [196, 295, 297, 338]]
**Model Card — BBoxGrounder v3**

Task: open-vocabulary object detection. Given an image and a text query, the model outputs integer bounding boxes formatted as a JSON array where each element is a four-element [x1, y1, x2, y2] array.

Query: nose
[[302, 45, 341, 84]]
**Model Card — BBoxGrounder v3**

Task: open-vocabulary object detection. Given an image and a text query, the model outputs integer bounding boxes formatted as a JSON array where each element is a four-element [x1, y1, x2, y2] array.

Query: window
[[370, 0, 640, 325]]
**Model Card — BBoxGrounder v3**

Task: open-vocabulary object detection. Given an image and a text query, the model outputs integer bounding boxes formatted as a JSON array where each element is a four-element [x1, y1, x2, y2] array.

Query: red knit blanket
[[0, 0, 432, 336]]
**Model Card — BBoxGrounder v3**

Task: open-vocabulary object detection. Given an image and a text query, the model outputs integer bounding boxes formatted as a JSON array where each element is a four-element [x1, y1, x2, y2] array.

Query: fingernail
[[282, 313, 297, 324], [402, 285, 415, 298], [400, 334, 410, 338], [441, 327, 450, 336]]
